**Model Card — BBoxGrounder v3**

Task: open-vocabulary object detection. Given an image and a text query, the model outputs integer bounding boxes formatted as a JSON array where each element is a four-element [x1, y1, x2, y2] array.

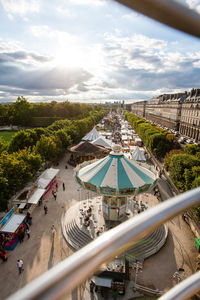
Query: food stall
[[0, 209, 26, 250], [37, 168, 59, 195]]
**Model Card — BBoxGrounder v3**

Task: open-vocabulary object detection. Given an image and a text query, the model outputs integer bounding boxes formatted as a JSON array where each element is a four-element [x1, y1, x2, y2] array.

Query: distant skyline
[[0, 0, 200, 103]]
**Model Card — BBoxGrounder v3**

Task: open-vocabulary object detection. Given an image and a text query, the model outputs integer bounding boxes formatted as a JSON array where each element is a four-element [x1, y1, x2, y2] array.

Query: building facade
[[129, 88, 200, 142], [179, 89, 200, 142]]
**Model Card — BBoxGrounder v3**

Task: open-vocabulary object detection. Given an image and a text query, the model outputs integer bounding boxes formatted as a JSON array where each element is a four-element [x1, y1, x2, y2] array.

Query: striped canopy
[[76, 150, 156, 196]]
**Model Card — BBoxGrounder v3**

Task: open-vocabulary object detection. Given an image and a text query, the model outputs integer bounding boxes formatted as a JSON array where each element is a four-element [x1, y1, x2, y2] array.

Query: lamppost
[[173, 268, 185, 283]]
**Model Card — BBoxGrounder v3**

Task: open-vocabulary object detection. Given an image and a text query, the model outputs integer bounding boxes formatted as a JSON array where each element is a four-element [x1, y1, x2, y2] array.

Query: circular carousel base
[[61, 197, 168, 261]]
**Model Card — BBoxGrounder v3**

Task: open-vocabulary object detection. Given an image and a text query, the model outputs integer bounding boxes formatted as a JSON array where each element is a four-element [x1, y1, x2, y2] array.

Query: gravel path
[[0, 153, 197, 299]]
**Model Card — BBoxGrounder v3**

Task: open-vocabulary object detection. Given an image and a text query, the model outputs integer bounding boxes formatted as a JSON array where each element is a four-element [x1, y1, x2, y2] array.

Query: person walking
[[113, 288, 118, 300], [62, 182, 65, 191], [44, 205, 48, 215], [51, 225, 56, 240], [53, 191, 57, 200], [55, 183, 58, 191], [17, 259, 24, 274], [26, 228, 30, 239]]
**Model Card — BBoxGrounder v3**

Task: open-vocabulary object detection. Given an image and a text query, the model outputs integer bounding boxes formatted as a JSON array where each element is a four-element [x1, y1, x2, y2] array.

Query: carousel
[[76, 144, 156, 221], [68, 141, 109, 166]]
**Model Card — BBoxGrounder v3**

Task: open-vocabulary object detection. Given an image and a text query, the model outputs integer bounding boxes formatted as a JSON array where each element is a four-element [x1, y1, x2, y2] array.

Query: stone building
[[129, 88, 200, 142], [179, 89, 200, 142]]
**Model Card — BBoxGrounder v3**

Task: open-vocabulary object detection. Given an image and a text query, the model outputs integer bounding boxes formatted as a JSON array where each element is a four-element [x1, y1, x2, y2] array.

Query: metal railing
[[7, 187, 200, 300], [115, 0, 200, 39]]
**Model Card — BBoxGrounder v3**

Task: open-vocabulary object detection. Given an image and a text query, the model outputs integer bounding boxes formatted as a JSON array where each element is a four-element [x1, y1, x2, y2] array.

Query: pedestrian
[[113, 288, 118, 299], [26, 228, 30, 239], [44, 205, 48, 215], [17, 259, 24, 274], [62, 182, 65, 191], [53, 191, 57, 200], [51, 224, 56, 239], [55, 182, 58, 191]]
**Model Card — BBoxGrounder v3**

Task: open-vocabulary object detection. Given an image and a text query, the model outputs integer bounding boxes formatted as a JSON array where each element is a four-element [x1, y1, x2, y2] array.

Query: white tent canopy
[[92, 276, 112, 288], [0, 214, 26, 233], [38, 168, 59, 189], [92, 136, 112, 149], [132, 146, 146, 161], [27, 188, 46, 204], [82, 127, 101, 142]]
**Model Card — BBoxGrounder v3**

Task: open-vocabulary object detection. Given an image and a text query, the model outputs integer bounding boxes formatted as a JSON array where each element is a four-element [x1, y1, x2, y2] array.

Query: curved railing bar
[[115, 0, 200, 39], [159, 271, 200, 300], [7, 187, 200, 300]]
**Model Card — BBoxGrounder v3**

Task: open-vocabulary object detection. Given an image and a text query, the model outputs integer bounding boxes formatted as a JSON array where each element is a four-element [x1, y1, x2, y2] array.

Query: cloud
[[56, 6, 77, 18], [0, 31, 200, 103], [0, 41, 92, 102], [0, 0, 40, 19], [68, 0, 106, 6], [185, 0, 200, 12]]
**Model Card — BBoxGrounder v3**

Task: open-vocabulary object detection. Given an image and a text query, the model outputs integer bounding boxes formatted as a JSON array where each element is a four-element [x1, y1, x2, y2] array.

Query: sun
[[53, 45, 85, 69]]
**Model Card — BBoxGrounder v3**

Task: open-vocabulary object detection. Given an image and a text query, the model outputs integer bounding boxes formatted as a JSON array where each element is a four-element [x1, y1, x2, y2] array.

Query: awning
[[28, 188, 46, 204], [18, 202, 27, 209], [38, 168, 59, 189], [92, 276, 112, 288], [0, 213, 26, 233]]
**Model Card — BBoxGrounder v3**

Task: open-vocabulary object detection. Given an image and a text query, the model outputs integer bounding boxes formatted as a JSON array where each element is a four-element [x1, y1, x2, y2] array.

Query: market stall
[[27, 188, 46, 205], [132, 146, 146, 161], [68, 141, 109, 165], [82, 127, 101, 142], [37, 168, 59, 194], [0, 209, 26, 250]]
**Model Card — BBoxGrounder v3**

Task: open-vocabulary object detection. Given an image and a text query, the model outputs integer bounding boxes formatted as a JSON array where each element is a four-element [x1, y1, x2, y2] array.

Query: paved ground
[[0, 153, 198, 300]]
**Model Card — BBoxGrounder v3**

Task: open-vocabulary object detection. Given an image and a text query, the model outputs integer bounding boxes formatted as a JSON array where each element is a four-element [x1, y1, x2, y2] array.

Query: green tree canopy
[[10, 96, 33, 126], [184, 144, 200, 155], [169, 154, 200, 191]]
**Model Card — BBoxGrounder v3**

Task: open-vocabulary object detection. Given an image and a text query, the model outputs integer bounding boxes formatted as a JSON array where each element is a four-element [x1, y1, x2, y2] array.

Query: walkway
[[0, 154, 197, 300]]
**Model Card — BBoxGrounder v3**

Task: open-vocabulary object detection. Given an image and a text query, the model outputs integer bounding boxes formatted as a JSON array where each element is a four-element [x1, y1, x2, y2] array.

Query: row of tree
[[125, 110, 200, 220], [124, 111, 178, 158], [0, 97, 102, 127], [0, 108, 107, 211]]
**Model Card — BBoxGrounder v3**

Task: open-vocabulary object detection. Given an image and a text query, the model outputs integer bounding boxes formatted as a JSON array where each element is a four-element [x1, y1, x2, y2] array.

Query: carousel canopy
[[92, 136, 112, 149], [82, 127, 101, 142], [132, 146, 146, 161], [69, 141, 107, 155], [76, 145, 156, 196]]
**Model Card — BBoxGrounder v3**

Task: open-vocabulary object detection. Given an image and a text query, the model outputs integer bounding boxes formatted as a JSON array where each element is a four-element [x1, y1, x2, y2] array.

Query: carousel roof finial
[[110, 144, 123, 156]]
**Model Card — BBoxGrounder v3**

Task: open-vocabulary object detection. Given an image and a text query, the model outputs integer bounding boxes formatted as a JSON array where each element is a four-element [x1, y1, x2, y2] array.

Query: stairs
[[122, 224, 168, 261], [62, 217, 93, 251], [61, 202, 168, 258]]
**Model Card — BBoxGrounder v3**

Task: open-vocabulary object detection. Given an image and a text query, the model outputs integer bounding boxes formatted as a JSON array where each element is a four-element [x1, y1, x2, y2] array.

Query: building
[[179, 89, 200, 142], [129, 88, 200, 142]]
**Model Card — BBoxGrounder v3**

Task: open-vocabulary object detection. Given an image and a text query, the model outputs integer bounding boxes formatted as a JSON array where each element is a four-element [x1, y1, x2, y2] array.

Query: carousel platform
[[61, 193, 168, 261]]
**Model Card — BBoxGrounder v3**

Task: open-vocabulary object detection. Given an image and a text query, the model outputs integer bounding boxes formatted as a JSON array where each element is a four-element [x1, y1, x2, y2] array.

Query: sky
[[0, 0, 200, 104]]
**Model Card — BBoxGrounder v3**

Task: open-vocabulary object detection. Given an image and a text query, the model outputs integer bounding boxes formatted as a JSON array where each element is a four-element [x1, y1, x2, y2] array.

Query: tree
[[0, 137, 7, 154], [164, 149, 184, 171], [8, 129, 38, 152], [0, 168, 9, 211], [54, 129, 72, 149], [192, 176, 200, 189], [169, 154, 200, 191], [184, 144, 200, 156], [10, 96, 33, 126], [35, 135, 60, 162]]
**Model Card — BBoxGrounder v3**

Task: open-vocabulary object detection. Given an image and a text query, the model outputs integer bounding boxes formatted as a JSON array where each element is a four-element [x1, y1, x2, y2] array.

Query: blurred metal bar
[[7, 187, 200, 300], [159, 271, 200, 300], [115, 0, 200, 39]]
